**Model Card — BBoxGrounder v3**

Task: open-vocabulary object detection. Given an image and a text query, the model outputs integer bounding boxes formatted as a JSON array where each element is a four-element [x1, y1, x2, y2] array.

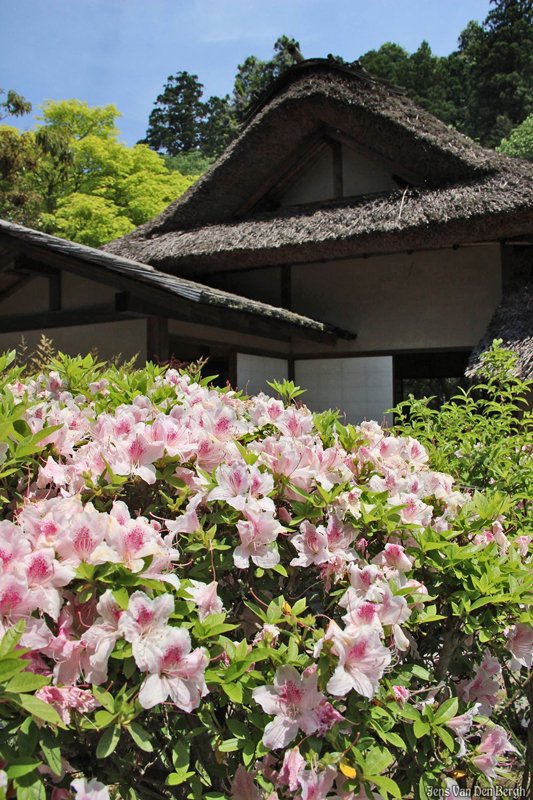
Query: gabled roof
[[0, 220, 354, 344], [102, 58, 533, 274]]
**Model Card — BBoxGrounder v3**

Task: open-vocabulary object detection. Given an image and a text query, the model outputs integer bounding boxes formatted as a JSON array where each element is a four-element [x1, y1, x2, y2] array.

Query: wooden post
[[147, 317, 169, 363], [281, 265, 292, 310], [332, 141, 343, 199]]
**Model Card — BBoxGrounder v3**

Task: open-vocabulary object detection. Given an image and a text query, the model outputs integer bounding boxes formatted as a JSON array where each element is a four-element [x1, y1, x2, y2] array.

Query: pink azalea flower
[[278, 746, 306, 791], [253, 624, 281, 647], [446, 702, 481, 757], [0, 520, 31, 571], [515, 535, 531, 556], [71, 778, 109, 800], [230, 765, 262, 800], [36, 686, 100, 725], [185, 580, 223, 621], [392, 686, 410, 706], [81, 590, 123, 684], [290, 521, 329, 567], [234, 512, 283, 569], [252, 665, 326, 749], [119, 591, 174, 670], [298, 766, 337, 800], [138, 626, 209, 711], [472, 724, 518, 783], [457, 655, 501, 717], [326, 625, 392, 700], [505, 623, 533, 670], [315, 701, 344, 735], [372, 543, 413, 573], [113, 432, 165, 485]]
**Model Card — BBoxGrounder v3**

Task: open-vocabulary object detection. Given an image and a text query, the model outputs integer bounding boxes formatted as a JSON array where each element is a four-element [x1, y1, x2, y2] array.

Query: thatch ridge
[[104, 60, 509, 248], [103, 163, 533, 275]]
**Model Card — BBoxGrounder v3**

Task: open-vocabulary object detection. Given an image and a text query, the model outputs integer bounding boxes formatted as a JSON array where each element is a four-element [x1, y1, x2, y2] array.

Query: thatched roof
[[103, 59, 533, 275], [466, 281, 533, 380], [0, 220, 354, 342]]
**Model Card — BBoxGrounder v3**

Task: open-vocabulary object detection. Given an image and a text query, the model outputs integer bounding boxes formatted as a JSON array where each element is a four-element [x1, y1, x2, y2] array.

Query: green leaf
[[6, 673, 50, 694], [0, 622, 25, 657], [15, 772, 45, 800], [7, 758, 42, 779], [365, 746, 394, 776], [380, 731, 407, 751], [9, 693, 64, 726], [227, 719, 249, 739], [40, 729, 62, 777], [433, 697, 458, 724], [222, 683, 243, 704], [127, 723, 153, 753], [17, 718, 38, 758], [96, 725, 121, 759], [217, 738, 241, 752], [413, 719, 430, 739], [435, 725, 455, 751], [372, 775, 402, 799], [0, 658, 27, 682]]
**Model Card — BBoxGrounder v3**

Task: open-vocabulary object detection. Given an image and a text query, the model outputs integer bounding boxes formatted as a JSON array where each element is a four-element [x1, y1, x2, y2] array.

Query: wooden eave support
[[116, 292, 340, 346], [0, 306, 137, 334], [0, 241, 345, 346]]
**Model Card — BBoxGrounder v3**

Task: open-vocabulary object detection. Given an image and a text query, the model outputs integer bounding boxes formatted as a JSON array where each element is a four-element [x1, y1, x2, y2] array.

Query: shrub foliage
[[0, 344, 530, 800]]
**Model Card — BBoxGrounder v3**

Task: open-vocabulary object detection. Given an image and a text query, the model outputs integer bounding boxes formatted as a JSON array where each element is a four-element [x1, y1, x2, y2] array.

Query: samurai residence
[[1, 58, 533, 422]]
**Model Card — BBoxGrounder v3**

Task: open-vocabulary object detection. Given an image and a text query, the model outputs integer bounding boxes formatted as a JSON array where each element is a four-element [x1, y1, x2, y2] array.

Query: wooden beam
[[147, 316, 169, 363], [325, 126, 421, 186], [332, 140, 343, 199], [280, 265, 292, 310], [0, 305, 137, 334], [116, 292, 339, 346], [234, 127, 328, 217]]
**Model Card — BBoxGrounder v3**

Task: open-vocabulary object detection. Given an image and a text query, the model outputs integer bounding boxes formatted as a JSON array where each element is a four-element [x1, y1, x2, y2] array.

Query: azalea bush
[[0, 346, 531, 800]]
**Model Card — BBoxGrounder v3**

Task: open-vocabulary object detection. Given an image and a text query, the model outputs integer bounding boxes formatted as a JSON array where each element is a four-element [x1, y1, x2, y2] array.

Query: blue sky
[[1, 0, 492, 147]]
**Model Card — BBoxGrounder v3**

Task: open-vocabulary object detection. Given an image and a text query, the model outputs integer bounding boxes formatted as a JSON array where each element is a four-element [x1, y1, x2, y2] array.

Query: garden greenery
[[0, 343, 531, 800]]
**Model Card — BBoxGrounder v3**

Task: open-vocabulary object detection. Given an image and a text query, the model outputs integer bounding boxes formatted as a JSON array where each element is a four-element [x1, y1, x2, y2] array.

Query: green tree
[[0, 88, 31, 121], [0, 99, 198, 245], [359, 1, 533, 146], [141, 72, 235, 158], [458, 0, 533, 146], [232, 35, 300, 120], [499, 112, 533, 159]]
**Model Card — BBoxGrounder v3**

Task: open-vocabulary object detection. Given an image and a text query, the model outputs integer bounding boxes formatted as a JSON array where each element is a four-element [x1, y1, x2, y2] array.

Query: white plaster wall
[[280, 149, 334, 206], [342, 145, 397, 196], [292, 246, 502, 353], [236, 353, 289, 396], [0, 320, 147, 364], [0, 277, 49, 314], [61, 273, 116, 309], [295, 356, 393, 424]]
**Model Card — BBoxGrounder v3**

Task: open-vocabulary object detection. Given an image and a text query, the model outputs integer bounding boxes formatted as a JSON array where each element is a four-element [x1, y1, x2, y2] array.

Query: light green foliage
[[47, 193, 135, 248], [0, 100, 197, 245], [499, 114, 533, 161]]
